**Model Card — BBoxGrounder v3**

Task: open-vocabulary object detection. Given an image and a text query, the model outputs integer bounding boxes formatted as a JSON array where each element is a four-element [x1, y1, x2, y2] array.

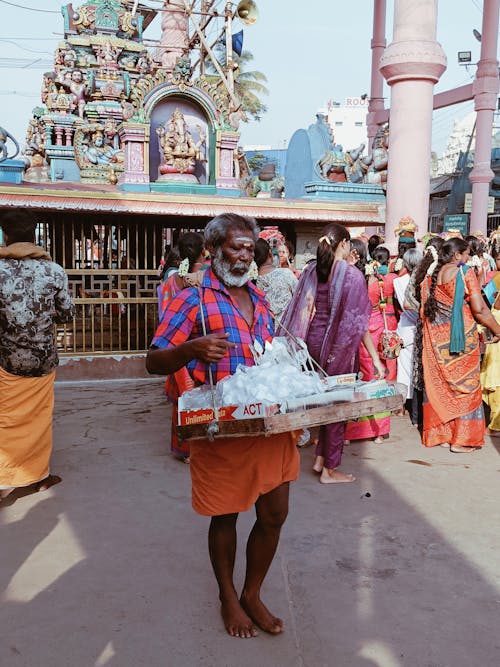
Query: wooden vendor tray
[[177, 392, 404, 441]]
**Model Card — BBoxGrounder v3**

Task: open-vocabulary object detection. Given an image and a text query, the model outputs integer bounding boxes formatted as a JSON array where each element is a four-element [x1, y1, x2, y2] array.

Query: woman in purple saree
[[279, 224, 384, 483]]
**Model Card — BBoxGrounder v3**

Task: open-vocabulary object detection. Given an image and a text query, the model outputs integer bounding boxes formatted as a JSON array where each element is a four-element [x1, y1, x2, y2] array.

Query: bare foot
[[312, 455, 324, 473], [220, 597, 258, 638], [486, 428, 500, 438], [0, 488, 14, 500], [319, 468, 356, 484], [240, 591, 283, 635], [373, 436, 384, 444]]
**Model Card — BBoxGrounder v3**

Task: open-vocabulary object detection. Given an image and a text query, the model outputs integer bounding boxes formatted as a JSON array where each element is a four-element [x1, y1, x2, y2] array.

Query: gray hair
[[204, 213, 260, 248], [403, 248, 423, 273]]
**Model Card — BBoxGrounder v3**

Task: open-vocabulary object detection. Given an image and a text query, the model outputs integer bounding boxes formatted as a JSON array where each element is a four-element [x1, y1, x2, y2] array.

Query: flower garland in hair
[[466, 255, 482, 269], [248, 260, 258, 281], [393, 258, 404, 273], [426, 245, 439, 276], [178, 257, 190, 277], [365, 260, 379, 276]]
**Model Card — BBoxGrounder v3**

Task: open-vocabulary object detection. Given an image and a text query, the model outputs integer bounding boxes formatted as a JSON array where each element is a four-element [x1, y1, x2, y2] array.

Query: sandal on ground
[[450, 445, 481, 453]]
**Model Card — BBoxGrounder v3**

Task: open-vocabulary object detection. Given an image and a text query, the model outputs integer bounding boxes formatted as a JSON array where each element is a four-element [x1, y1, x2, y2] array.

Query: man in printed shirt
[[0, 210, 75, 503], [147, 213, 299, 639]]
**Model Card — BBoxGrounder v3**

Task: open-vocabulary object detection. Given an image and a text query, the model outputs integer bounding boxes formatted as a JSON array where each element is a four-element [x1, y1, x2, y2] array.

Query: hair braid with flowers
[[423, 238, 468, 322], [414, 236, 444, 305]]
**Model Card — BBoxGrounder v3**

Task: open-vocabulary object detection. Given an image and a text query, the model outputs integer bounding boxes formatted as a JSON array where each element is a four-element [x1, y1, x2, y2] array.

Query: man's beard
[[212, 247, 251, 288]]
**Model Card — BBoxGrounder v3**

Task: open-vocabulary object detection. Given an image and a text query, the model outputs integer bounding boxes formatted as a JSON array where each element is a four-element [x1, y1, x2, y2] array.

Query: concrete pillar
[[365, 0, 387, 236], [469, 0, 500, 236], [379, 0, 447, 247], [367, 0, 387, 146]]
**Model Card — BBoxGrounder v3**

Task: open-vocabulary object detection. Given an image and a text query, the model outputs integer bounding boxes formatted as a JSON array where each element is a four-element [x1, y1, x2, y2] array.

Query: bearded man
[[146, 213, 299, 638]]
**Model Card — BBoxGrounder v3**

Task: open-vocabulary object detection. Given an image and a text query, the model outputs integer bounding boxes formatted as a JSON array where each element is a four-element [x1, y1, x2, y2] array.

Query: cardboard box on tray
[[322, 373, 357, 389], [178, 397, 281, 426], [354, 380, 397, 400]]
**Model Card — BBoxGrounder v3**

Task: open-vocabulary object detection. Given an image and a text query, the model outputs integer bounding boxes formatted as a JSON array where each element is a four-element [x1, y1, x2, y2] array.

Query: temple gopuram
[[0, 0, 385, 375]]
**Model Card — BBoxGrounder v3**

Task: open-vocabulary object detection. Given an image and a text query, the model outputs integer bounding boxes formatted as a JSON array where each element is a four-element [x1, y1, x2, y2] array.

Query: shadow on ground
[[1, 380, 499, 667]]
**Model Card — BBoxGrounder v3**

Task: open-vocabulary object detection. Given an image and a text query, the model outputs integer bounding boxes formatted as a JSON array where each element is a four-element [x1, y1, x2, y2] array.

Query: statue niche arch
[[149, 96, 210, 185]]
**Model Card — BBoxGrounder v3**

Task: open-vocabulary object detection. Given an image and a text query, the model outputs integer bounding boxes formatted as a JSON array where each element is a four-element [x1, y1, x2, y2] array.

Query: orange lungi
[[189, 431, 300, 516], [0, 365, 55, 489]]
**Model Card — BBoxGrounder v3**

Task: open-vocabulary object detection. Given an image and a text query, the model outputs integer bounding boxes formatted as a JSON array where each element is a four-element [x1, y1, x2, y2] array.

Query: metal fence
[[58, 270, 159, 355], [29, 214, 193, 356]]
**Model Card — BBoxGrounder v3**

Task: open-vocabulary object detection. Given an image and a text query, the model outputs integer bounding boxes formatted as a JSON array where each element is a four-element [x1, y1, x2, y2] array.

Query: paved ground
[[1, 378, 500, 667]]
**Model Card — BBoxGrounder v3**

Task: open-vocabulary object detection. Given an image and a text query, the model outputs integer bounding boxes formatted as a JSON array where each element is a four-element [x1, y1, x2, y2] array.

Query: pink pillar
[[216, 130, 240, 191], [469, 0, 500, 236], [366, 0, 386, 145], [365, 0, 387, 235], [118, 123, 150, 186], [379, 0, 447, 247]]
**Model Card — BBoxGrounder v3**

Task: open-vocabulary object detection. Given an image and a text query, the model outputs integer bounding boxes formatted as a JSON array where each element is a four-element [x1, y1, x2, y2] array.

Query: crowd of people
[[156, 219, 500, 474], [149, 215, 500, 637]]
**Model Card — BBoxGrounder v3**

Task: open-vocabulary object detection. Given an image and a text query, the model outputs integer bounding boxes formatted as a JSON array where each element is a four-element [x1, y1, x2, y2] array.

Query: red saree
[[158, 274, 194, 459], [421, 269, 484, 448]]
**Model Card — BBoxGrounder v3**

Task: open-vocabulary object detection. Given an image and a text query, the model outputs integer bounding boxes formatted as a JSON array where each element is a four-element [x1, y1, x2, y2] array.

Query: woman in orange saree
[[420, 238, 500, 452]]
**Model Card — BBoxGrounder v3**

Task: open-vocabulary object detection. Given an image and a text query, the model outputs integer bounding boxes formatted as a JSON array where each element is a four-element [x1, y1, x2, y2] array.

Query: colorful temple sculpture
[[21, 0, 243, 195], [285, 112, 388, 200], [0, 1, 387, 374]]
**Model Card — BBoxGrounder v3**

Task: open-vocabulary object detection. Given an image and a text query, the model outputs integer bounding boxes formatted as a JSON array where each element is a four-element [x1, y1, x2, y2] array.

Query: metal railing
[[58, 269, 160, 356]]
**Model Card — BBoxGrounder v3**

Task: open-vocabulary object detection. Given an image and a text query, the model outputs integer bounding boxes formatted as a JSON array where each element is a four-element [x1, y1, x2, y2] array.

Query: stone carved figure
[[56, 69, 87, 118], [25, 118, 45, 159], [364, 123, 389, 186], [96, 41, 120, 69], [315, 146, 347, 181], [156, 108, 205, 175], [84, 129, 123, 166], [0, 126, 19, 162], [314, 124, 389, 188], [228, 107, 247, 130], [250, 162, 282, 198], [344, 143, 370, 183], [136, 52, 152, 75], [55, 44, 77, 70], [41, 71, 58, 107]]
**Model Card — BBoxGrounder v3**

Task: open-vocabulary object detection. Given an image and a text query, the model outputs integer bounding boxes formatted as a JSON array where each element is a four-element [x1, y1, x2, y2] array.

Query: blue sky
[[0, 0, 490, 156]]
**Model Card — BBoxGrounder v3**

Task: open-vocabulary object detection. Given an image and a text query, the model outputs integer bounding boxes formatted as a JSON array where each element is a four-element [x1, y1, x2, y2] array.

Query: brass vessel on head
[[235, 0, 259, 25]]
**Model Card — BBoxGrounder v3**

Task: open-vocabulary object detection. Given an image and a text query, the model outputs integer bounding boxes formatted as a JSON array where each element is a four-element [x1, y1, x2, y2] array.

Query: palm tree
[[232, 51, 268, 121], [204, 49, 269, 122]]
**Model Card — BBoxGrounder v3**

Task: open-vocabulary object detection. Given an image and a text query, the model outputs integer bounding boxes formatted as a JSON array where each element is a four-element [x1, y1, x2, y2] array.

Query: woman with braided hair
[[420, 237, 500, 452], [279, 223, 385, 483], [403, 236, 444, 428]]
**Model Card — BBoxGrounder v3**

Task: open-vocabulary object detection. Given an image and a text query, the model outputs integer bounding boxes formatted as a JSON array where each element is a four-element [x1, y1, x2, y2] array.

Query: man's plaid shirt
[[151, 268, 274, 399]]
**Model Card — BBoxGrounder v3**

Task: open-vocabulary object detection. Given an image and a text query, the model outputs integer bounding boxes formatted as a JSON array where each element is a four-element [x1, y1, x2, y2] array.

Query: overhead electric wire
[[0, 89, 39, 97], [0, 0, 59, 12], [0, 39, 52, 54]]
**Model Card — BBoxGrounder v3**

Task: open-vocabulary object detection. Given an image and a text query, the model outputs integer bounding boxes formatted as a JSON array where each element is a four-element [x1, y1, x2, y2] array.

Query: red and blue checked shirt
[[151, 268, 274, 399]]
